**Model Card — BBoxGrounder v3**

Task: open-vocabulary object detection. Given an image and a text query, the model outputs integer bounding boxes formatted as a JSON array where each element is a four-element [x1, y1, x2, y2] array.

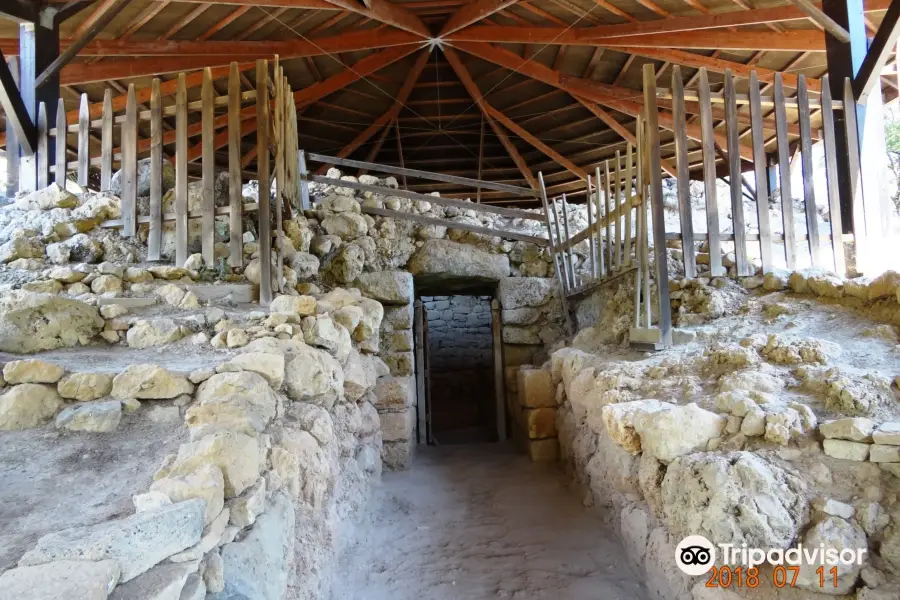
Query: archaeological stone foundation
[[0, 166, 900, 600]]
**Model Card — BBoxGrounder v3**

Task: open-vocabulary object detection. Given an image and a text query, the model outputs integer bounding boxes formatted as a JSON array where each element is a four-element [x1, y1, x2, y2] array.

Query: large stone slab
[[108, 562, 197, 600], [407, 239, 510, 282], [497, 277, 556, 309], [211, 492, 295, 600], [0, 291, 103, 353], [19, 500, 205, 583], [0, 384, 65, 430], [353, 271, 413, 305], [0, 559, 120, 600]]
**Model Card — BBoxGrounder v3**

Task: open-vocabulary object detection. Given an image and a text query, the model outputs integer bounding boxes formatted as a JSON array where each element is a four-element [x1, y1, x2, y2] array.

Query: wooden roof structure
[[0, 0, 897, 203]]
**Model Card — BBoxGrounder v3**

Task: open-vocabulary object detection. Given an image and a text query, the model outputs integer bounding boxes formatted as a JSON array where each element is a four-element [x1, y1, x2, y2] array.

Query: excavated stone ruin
[[1, 168, 900, 600]]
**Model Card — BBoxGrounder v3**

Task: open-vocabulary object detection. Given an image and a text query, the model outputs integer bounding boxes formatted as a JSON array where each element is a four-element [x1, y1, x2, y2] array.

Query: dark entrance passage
[[421, 294, 496, 444]]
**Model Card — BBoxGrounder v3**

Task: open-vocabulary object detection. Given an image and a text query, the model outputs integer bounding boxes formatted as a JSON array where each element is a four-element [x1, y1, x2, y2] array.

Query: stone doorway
[[420, 294, 497, 445]]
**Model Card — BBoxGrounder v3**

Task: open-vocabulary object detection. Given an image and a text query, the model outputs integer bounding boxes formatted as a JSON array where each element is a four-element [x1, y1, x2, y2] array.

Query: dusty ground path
[[331, 444, 648, 600]]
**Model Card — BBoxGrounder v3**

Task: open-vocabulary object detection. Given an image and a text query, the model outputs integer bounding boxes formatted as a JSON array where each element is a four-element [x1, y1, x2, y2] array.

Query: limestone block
[[374, 376, 415, 410], [155, 283, 185, 307], [870, 444, 900, 463], [333, 305, 363, 333], [380, 409, 414, 442], [0, 560, 121, 600], [387, 329, 413, 352], [108, 562, 198, 600], [203, 551, 224, 594], [601, 400, 673, 455], [57, 372, 114, 401], [407, 239, 510, 281], [525, 407, 557, 439], [383, 441, 413, 470], [0, 291, 103, 353], [343, 350, 378, 401], [225, 328, 249, 348], [215, 492, 295, 600], [3, 359, 65, 384], [812, 498, 855, 520], [19, 499, 205, 583], [382, 351, 414, 376], [163, 432, 261, 498], [228, 478, 266, 528], [0, 384, 64, 430], [383, 305, 413, 330], [873, 422, 900, 445], [127, 318, 183, 348], [283, 345, 344, 409], [528, 438, 559, 462], [269, 294, 316, 317], [353, 271, 413, 305], [215, 353, 285, 389], [55, 400, 122, 433], [151, 463, 225, 526], [517, 367, 554, 408], [180, 575, 206, 600], [302, 315, 351, 361], [820, 417, 877, 442], [502, 325, 541, 345], [633, 403, 727, 463], [662, 451, 804, 548], [322, 212, 368, 239], [497, 277, 555, 309], [823, 439, 870, 461], [352, 297, 383, 343], [23, 279, 63, 295], [868, 270, 900, 300], [793, 517, 867, 594], [504, 344, 537, 367], [112, 364, 193, 400]]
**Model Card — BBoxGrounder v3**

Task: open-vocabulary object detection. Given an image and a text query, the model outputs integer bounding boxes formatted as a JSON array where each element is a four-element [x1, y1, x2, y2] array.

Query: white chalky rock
[[0, 560, 121, 600], [794, 517, 867, 594], [283, 344, 344, 409], [112, 364, 194, 400], [226, 328, 249, 348], [662, 451, 805, 548], [823, 439, 870, 461], [56, 372, 114, 401], [0, 291, 103, 353], [215, 352, 285, 389], [3, 359, 65, 384], [228, 477, 266, 527], [186, 371, 278, 439], [287, 402, 334, 446], [133, 491, 172, 513], [161, 431, 261, 498], [269, 294, 316, 316], [48, 267, 86, 283], [632, 402, 727, 463], [820, 417, 878, 442], [352, 271, 414, 305], [90, 274, 123, 295], [151, 463, 225, 526], [332, 305, 363, 333], [155, 283, 185, 307], [873, 423, 900, 445], [168, 507, 230, 562], [601, 400, 673, 454], [14, 183, 79, 210], [55, 400, 122, 432], [216, 492, 295, 600], [0, 384, 64, 430], [19, 499, 205, 583], [869, 444, 900, 463], [352, 298, 383, 343], [343, 350, 379, 401], [322, 212, 368, 239], [126, 318, 183, 348], [740, 407, 767, 437], [812, 498, 856, 520], [302, 315, 351, 362], [107, 562, 199, 600]]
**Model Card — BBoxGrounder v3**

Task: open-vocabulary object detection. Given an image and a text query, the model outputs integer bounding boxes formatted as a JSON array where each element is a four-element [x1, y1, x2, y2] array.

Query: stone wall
[[0, 287, 385, 600], [356, 270, 419, 470]]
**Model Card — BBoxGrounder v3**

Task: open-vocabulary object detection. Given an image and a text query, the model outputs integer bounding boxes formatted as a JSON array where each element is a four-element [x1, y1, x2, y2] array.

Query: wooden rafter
[[315, 49, 431, 173], [199, 6, 252, 40], [439, 0, 520, 36], [444, 47, 585, 180], [446, 26, 827, 52], [320, 0, 430, 37], [785, 0, 850, 42], [854, 0, 900, 103]]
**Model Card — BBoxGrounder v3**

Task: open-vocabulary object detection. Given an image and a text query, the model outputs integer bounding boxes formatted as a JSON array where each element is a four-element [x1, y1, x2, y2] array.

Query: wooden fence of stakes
[[542, 63, 887, 350], [23, 58, 302, 305]]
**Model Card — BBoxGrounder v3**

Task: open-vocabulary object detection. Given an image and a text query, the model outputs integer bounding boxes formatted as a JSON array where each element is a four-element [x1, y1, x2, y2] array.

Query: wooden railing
[[5, 58, 302, 305]]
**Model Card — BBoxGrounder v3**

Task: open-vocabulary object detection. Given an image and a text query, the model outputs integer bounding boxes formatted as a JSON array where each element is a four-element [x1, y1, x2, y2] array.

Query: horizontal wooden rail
[[658, 89, 840, 109], [310, 174, 545, 221], [99, 203, 258, 229], [307, 152, 539, 197], [361, 205, 549, 246]]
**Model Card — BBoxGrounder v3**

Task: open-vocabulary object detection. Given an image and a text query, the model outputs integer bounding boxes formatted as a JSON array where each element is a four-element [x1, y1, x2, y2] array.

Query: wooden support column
[[821, 0, 873, 234], [491, 298, 506, 442], [18, 11, 59, 191]]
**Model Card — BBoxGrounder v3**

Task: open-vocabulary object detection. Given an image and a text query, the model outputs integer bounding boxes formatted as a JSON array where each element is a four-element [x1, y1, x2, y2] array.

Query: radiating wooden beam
[[853, 0, 900, 102], [447, 26, 827, 51], [321, 0, 430, 37], [316, 49, 431, 173], [439, 0, 520, 36], [444, 47, 585, 180], [786, 0, 850, 42], [619, 46, 820, 91], [0, 29, 423, 57]]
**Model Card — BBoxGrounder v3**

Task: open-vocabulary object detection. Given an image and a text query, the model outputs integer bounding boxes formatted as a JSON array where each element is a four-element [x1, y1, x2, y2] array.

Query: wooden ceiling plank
[[199, 6, 253, 41], [445, 47, 585, 180], [160, 2, 212, 40], [439, 0, 521, 36], [117, 1, 171, 41], [320, 0, 430, 37], [315, 49, 431, 172], [235, 7, 289, 40]]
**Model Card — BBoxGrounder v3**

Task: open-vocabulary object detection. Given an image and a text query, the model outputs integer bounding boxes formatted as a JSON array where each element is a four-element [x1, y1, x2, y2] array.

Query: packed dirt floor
[[331, 444, 648, 600]]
